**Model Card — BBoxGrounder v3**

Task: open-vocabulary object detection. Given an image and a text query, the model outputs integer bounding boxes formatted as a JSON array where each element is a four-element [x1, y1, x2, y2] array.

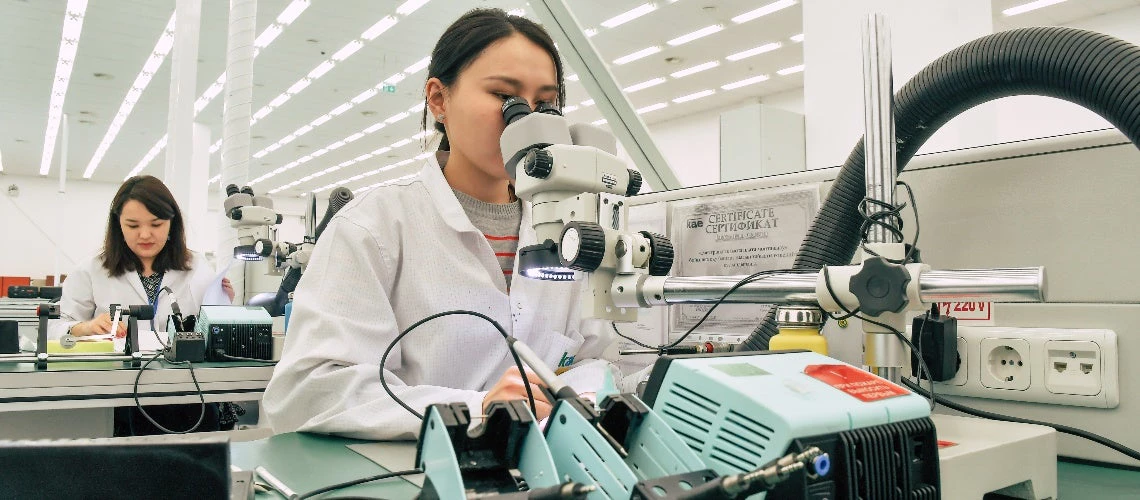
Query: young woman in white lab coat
[[52, 175, 236, 435], [263, 9, 614, 440]]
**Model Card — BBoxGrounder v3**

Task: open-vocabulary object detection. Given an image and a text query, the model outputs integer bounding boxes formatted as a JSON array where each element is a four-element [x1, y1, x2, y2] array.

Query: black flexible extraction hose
[[742, 27, 1140, 351]]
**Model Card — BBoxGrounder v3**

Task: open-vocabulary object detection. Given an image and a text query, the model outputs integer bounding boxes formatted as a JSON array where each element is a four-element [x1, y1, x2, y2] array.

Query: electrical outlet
[[979, 338, 1030, 390], [1045, 340, 1101, 396], [933, 327, 1118, 409]]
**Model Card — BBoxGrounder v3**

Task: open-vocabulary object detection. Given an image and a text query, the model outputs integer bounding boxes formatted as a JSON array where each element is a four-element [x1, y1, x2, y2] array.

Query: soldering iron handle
[[508, 338, 577, 400]]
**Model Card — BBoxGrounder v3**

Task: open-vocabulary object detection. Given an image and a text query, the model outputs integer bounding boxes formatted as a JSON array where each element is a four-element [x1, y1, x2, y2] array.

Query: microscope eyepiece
[[502, 96, 533, 125], [535, 101, 562, 116]]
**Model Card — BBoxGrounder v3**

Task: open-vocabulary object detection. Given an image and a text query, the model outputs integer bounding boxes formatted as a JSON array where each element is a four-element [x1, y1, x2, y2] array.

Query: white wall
[[941, 6, 1140, 150], [1, 173, 310, 279], [647, 107, 725, 188]]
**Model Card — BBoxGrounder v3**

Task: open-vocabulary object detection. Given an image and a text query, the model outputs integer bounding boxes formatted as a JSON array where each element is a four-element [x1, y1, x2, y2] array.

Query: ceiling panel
[[1, 0, 1138, 195]]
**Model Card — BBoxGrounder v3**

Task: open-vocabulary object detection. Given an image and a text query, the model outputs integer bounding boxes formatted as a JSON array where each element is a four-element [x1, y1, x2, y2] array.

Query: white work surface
[[0, 357, 273, 439]]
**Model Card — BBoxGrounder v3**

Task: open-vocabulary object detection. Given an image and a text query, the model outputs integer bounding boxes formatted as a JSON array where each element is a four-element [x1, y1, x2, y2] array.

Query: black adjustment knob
[[524, 149, 554, 178], [230, 207, 243, 221], [226, 184, 239, 196], [640, 231, 674, 276], [559, 222, 606, 272], [626, 169, 643, 197], [849, 257, 912, 316], [501, 96, 532, 125]]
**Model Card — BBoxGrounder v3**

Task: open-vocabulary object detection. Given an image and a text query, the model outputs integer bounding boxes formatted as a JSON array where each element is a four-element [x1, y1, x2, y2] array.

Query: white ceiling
[[1, 0, 1138, 196]]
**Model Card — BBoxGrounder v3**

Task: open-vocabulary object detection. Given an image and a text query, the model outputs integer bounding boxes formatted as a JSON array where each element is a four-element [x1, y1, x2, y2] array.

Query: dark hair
[[101, 175, 191, 277], [422, 8, 566, 151]]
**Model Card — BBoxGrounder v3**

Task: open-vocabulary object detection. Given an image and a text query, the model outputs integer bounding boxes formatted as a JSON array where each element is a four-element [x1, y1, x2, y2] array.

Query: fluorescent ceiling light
[[254, 24, 283, 48], [563, 105, 580, 114], [345, 132, 365, 143], [386, 111, 410, 123], [0, 147, 4, 172], [624, 77, 666, 93], [637, 102, 668, 114], [732, 0, 796, 24], [584, 28, 598, 37], [126, 134, 167, 179], [581, 99, 595, 107], [311, 114, 332, 126], [404, 56, 430, 74], [415, 152, 432, 160], [727, 42, 782, 61], [332, 40, 363, 61], [566, 74, 579, 81], [209, 139, 222, 153], [208, 174, 220, 184], [722, 74, 770, 90], [592, 119, 607, 126], [252, 107, 272, 122], [671, 60, 718, 79], [84, 11, 176, 178], [667, 25, 723, 47], [672, 89, 715, 103], [386, 72, 407, 84], [602, 3, 656, 28], [268, 94, 291, 108], [408, 102, 426, 113], [396, 0, 430, 16], [1003, 0, 1067, 16], [293, 124, 313, 136], [329, 102, 352, 116], [790, 33, 804, 42], [41, 0, 89, 176], [507, 8, 526, 16], [391, 138, 412, 148], [308, 60, 336, 80], [287, 78, 312, 95], [276, 0, 310, 25], [352, 88, 378, 104], [614, 46, 661, 65], [362, 16, 398, 40], [373, 146, 392, 155], [777, 64, 804, 76], [364, 122, 386, 134]]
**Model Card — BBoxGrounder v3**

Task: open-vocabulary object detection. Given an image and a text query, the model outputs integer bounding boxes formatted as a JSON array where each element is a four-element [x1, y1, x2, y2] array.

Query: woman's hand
[[73, 313, 127, 337], [483, 366, 552, 420], [221, 277, 235, 302]]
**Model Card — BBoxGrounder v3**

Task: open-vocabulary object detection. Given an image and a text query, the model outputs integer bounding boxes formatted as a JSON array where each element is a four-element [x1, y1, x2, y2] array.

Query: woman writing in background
[[52, 175, 237, 435]]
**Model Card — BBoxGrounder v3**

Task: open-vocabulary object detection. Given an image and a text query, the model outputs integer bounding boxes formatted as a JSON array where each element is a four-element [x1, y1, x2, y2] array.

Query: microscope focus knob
[[523, 149, 554, 179], [626, 169, 643, 197], [849, 257, 912, 316], [253, 239, 274, 258], [559, 222, 606, 272], [640, 231, 674, 276]]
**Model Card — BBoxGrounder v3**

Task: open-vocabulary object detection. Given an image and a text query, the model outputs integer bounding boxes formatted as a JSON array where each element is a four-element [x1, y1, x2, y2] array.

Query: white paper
[[202, 261, 237, 306], [668, 185, 821, 336]]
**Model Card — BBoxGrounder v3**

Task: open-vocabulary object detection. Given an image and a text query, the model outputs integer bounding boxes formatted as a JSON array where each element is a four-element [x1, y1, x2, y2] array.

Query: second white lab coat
[[263, 156, 613, 440], [50, 251, 224, 339]]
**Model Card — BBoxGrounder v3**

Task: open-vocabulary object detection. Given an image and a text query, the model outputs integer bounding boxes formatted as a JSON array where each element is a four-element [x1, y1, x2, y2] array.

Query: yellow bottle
[[769, 306, 827, 356]]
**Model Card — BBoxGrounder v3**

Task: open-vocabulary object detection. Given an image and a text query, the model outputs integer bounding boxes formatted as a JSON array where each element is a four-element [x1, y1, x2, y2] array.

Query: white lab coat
[[50, 251, 223, 339], [263, 157, 614, 440]]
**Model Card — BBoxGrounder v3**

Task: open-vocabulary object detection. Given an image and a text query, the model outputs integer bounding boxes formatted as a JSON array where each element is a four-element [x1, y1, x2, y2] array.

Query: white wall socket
[[931, 327, 1118, 408]]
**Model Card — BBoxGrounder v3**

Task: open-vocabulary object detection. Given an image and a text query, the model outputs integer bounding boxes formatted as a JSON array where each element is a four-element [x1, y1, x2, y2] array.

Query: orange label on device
[[803, 364, 910, 402], [938, 440, 958, 449]]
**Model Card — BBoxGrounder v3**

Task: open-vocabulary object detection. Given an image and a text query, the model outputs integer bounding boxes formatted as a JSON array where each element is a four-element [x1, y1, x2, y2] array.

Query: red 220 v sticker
[[803, 364, 910, 402]]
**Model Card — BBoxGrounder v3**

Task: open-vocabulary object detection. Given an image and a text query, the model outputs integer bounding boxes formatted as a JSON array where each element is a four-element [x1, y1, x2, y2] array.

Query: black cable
[[899, 378, 1140, 462], [292, 469, 423, 500], [132, 351, 207, 434], [380, 310, 537, 421], [628, 269, 815, 355], [218, 353, 277, 363], [859, 180, 921, 265], [611, 322, 656, 350]]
